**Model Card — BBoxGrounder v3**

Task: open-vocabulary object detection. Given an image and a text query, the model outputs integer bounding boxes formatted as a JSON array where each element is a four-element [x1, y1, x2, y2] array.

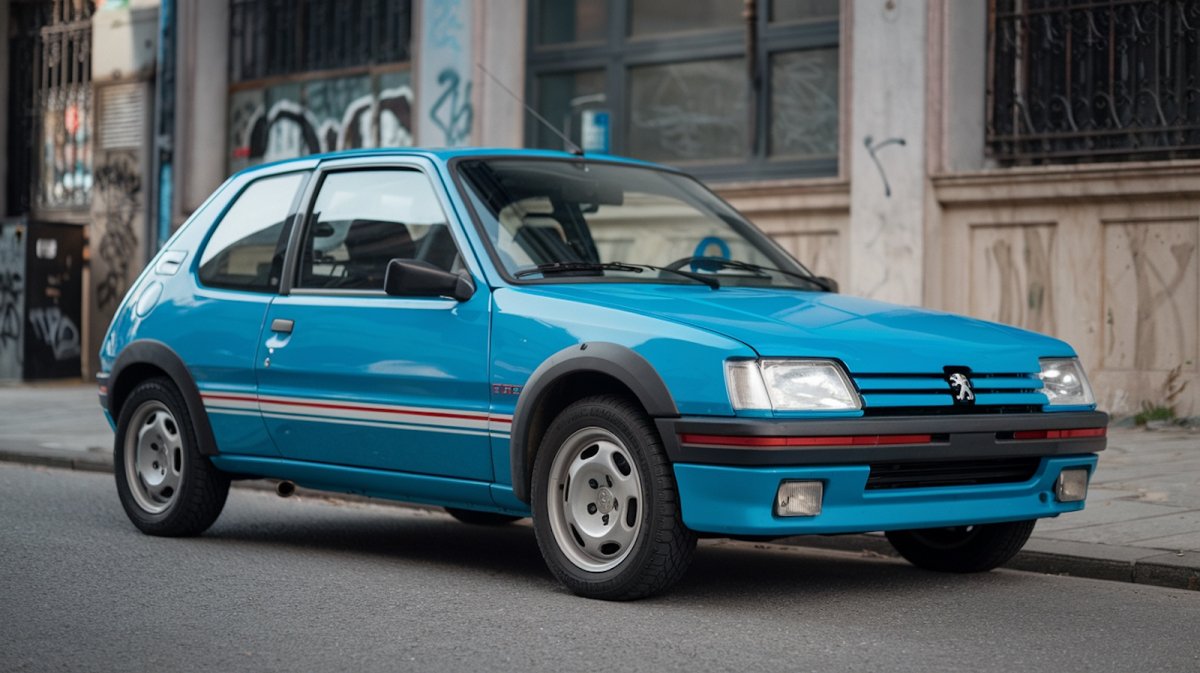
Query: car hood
[[515, 284, 1073, 374]]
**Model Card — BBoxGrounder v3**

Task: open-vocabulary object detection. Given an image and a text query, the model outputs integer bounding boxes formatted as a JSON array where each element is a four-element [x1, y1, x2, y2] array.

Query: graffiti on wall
[[1104, 221, 1198, 372], [28, 306, 80, 362], [970, 224, 1057, 336], [93, 152, 142, 311], [0, 229, 23, 373], [229, 73, 414, 173], [418, 0, 473, 147]]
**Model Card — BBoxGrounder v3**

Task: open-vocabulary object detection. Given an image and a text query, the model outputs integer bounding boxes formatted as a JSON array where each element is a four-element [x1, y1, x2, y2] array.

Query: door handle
[[271, 318, 294, 334]]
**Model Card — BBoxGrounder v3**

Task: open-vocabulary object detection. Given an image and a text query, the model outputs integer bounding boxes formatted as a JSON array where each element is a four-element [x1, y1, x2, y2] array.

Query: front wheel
[[531, 395, 696, 600], [885, 520, 1036, 573], [114, 378, 230, 536]]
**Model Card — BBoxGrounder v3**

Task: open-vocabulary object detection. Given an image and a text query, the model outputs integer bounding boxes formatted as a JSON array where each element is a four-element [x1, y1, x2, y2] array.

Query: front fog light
[[776, 481, 823, 517], [1055, 468, 1089, 503]]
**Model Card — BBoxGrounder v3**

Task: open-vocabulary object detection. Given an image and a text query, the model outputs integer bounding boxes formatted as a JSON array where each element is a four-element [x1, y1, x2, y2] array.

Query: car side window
[[197, 172, 306, 292], [297, 169, 461, 291]]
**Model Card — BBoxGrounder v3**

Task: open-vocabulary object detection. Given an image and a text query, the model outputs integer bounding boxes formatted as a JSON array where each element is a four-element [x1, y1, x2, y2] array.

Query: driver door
[[254, 159, 494, 482]]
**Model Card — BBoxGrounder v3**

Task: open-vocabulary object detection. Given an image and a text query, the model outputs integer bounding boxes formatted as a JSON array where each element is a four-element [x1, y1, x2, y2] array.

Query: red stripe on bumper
[[679, 433, 935, 448], [1013, 427, 1107, 440]]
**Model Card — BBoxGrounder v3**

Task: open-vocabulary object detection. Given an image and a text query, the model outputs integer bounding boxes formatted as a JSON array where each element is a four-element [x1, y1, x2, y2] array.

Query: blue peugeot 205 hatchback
[[98, 148, 1107, 600]]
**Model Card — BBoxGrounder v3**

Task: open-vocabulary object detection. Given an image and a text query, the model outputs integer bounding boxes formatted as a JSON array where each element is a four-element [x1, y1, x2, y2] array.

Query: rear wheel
[[531, 394, 696, 600], [114, 378, 230, 536], [444, 507, 523, 526], [885, 520, 1036, 573]]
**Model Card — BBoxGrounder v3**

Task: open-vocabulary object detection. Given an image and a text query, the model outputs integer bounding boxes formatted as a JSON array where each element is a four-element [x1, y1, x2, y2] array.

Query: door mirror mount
[[384, 258, 475, 301], [814, 276, 838, 293]]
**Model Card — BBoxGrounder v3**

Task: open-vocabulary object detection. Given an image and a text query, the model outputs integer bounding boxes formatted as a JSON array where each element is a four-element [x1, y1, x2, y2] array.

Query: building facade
[[1, 0, 1196, 419]]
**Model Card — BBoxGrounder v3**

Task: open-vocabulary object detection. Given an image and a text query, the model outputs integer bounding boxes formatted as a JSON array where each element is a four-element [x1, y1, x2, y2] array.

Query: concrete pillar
[[936, 0, 988, 174], [415, 0, 475, 147], [847, 0, 928, 305], [174, 0, 228, 218], [472, 0, 526, 148]]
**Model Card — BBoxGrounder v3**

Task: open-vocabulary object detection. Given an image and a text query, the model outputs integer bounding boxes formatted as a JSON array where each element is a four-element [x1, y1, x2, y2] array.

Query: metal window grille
[[229, 0, 412, 84], [987, 0, 1200, 165], [35, 0, 94, 210]]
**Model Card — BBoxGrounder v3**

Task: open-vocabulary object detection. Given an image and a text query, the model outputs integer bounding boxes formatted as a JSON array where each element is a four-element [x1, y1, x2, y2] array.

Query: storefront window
[[527, 0, 841, 180], [534, 70, 607, 151], [628, 59, 747, 162], [769, 48, 838, 160], [534, 0, 607, 46], [629, 0, 741, 36]]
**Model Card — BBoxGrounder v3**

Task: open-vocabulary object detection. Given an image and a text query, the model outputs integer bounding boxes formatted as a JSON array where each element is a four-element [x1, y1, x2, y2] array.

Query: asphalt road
[[2, 463, 1198, 673]]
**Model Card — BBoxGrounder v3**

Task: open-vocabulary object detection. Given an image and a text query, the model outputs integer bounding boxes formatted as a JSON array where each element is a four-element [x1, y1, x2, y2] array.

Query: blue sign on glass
[[581, 110, 610, 154]]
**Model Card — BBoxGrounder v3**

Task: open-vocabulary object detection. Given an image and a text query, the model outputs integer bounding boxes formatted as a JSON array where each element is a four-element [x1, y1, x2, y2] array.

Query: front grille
[[852, 372, 1047, 414], [862, 405, 1042, 417], [865, 457, 1042, 490]]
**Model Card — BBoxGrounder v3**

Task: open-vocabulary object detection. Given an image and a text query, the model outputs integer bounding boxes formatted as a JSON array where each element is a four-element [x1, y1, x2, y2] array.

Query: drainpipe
[[150, 0, 175, 254]]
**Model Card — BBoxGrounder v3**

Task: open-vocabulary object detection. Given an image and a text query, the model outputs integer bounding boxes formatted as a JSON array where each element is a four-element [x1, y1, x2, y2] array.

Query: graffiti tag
[[94, 153, 142, 311], [430, 69, 474, 146], [27, 306, 80, 361]]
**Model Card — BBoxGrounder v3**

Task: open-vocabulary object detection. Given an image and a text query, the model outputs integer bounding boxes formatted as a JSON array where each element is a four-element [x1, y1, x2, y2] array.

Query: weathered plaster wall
[[847, 0, 927, 306]]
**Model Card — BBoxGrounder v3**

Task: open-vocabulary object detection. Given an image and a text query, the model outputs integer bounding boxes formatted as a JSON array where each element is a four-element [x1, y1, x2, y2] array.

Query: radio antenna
[[476, 62, 584, 157]]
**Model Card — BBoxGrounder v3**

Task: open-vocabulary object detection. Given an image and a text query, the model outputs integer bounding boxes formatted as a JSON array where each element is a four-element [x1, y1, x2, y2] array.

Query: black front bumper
[[656, 411, 1108, 466]]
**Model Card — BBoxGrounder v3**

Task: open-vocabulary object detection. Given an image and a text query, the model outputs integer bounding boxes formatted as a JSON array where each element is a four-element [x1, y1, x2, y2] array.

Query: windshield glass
[[456, 158, 823, 289]]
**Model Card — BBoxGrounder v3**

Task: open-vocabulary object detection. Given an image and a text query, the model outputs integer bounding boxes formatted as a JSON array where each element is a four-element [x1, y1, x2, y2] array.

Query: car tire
[[531, 394, 696, 600], [885, 520, 1036, 573], [114, 377, 230, 536], [444, 507, 524, 526]]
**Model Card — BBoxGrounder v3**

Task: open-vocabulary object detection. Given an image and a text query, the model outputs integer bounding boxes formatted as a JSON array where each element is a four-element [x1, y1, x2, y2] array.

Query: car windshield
[[456, 158, 825, 290]]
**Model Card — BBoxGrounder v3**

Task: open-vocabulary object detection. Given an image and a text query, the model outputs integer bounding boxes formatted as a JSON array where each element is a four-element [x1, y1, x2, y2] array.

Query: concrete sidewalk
[[1, 381, 1197, 590]]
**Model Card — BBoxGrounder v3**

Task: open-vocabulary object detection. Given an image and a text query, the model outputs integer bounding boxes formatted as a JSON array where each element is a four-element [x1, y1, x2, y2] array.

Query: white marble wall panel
[[1102, 219, 1199, 372], [969, 223, 1058, 335]]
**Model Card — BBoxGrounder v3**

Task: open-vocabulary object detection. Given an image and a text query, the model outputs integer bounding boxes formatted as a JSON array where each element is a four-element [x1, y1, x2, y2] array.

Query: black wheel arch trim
[[509, 342, 679, 503], [106, 340, 219, 456]]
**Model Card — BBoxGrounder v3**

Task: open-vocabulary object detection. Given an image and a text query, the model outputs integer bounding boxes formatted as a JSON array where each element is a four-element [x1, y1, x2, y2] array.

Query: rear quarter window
[[197, 172, 306, 291]]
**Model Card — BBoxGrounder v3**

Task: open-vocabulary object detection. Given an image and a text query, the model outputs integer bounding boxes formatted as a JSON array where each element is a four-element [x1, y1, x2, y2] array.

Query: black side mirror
[[814, 276, 838, 293], [384, 258, 475, 301]]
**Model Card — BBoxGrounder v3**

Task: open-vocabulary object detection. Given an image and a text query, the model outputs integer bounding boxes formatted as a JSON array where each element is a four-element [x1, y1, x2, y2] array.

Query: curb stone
[[3, 447, 1197, 592], [775, 532, 1200, 592]]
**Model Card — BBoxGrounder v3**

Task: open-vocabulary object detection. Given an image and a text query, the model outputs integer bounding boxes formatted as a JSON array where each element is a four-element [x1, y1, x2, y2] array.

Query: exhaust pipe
[[276, 480, 296, 498]]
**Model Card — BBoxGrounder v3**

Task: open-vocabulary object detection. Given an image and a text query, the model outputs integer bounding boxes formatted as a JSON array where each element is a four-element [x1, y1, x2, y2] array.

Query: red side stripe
[[201, 392, 512, 424]]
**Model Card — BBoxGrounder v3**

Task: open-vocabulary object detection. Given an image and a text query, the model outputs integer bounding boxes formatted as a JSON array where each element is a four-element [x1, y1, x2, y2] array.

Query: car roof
[[231, 147, 669, 179]]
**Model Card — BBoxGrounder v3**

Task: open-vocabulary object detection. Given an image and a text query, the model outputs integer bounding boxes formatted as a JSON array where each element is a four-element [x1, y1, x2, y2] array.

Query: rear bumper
[[656, 411, 1107, 537]]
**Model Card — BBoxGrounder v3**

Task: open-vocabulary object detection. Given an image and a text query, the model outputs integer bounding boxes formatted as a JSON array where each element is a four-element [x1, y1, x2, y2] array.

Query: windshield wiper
[[514, 261, 645, 278], [614, 262, 720, 290], [677, 256, 832, 291], [514, 261, 720, 289]]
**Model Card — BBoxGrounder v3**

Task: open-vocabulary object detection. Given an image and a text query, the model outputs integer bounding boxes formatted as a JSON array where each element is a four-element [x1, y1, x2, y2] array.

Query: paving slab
[[1030, 499, 1184, 532]]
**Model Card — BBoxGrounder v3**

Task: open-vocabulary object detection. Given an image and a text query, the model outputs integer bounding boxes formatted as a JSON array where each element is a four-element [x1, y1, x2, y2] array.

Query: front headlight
[[725, 359, 860, 411], [1039, 357, 1095, 406]]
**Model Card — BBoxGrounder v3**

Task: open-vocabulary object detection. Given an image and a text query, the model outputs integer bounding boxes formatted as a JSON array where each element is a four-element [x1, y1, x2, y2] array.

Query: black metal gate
[[5, 0, 51, 217]]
